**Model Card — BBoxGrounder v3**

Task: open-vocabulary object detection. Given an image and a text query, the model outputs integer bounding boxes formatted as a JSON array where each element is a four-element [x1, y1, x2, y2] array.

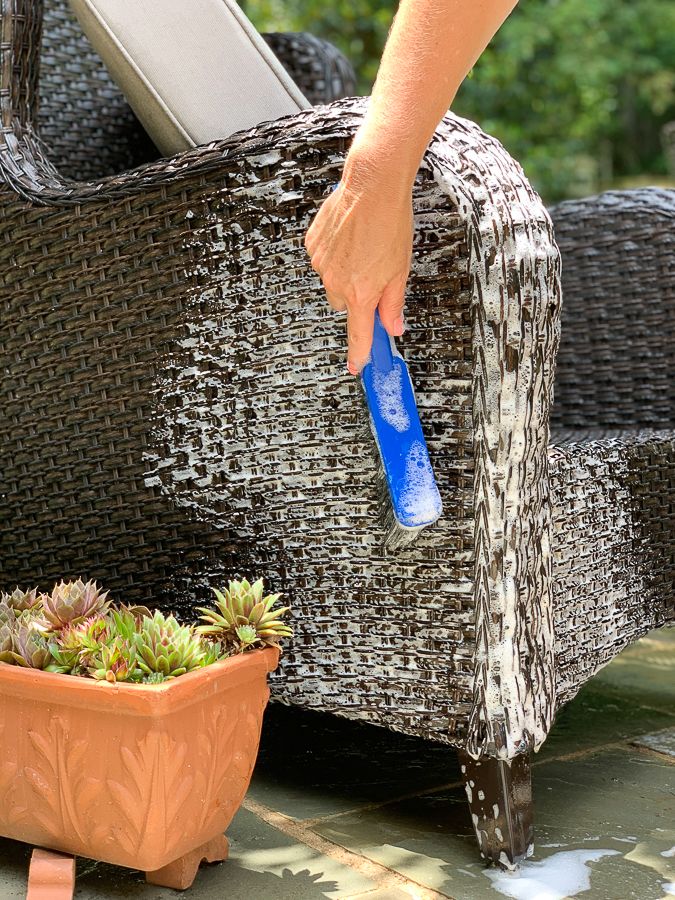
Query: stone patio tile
[[311, 746, 675, 899], [533, 680, 675, 762], [592, 627, 675, 705], [249, 703, 463, 821], [632, 727, 675, 758], [344, 889, 415, 900], [0, 807, 377, 899]]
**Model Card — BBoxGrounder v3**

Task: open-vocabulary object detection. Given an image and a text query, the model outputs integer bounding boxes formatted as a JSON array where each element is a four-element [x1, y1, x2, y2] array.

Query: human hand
[[304, 169, 414, 375]]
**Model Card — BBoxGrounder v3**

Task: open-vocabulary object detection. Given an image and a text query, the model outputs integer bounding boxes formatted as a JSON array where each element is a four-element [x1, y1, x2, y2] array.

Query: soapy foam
[[373, 364, 410, 432], [484, 848, 621, 900], [664, 884, 675, 896], [399, 440, 441, 524], [662, 846, 675, 857]]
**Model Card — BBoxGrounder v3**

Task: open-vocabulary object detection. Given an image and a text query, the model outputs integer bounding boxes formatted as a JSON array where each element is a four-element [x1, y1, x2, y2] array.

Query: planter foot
[[26, 848, 75, 900], [457, 749, 534, 870], [146, 834, 230, 890]]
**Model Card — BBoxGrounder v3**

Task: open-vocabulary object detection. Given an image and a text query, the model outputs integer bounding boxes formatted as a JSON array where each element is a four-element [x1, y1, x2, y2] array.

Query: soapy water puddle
[[482, 838, 675, 900], [483, 848, 622, 900]]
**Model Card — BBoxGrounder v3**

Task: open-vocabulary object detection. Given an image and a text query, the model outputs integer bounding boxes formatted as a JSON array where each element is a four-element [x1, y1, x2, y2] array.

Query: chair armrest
[[262, 32, 357, 104], [140, 99, 561, 760], [0, 89, 561, 759], [548, 189, 675, 429]]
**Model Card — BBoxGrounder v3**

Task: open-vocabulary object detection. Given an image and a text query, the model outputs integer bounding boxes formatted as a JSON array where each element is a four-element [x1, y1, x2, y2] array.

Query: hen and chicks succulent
[[196, 578, 292, 652], [0, 577, 292, 684]]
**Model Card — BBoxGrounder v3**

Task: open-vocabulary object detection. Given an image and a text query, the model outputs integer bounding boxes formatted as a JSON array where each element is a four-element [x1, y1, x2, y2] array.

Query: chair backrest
[[549, 189, 675, 429], [38, 0, 159, 181]]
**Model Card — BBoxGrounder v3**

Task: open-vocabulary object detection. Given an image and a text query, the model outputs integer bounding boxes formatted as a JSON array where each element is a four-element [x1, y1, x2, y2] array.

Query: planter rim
[[0, 645, 279, 716]]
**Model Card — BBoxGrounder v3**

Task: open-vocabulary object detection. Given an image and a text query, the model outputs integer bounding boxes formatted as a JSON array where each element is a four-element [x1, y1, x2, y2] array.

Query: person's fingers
[[325, 290, 347, 312], [346, 302, 376, 375], [377, 273, 407, 337], [309, 244, 326, 276]]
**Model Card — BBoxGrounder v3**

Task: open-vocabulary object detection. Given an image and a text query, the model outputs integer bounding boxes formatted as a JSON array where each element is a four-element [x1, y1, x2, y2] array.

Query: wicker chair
[[1, 0, 673, 872]]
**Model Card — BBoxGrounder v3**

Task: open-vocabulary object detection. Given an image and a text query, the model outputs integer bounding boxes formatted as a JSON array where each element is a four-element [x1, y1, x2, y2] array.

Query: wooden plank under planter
[[0, 646, 279, 886]]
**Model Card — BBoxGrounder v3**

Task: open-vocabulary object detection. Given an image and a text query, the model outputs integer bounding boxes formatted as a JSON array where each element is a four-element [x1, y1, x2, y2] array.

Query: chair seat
[[549, 425, 675, 704]]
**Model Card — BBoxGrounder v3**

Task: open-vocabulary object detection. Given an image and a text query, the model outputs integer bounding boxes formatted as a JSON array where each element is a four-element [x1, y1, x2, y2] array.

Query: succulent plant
[[196, 578, 292, 652], [0, 621, 15, 663], [201, 639, 227, 667], [135, 611, 206, 679], [234, 624, 259, 650], [89, 638, 141, 684], [41, 579, 109, 631], [47, 614, 111, 672], [110, 606, 149, 642], [0, 600, 14, 628], [0, 575, 291, 682], [0, 587, 40, 614], [9, 623, 53, 669]]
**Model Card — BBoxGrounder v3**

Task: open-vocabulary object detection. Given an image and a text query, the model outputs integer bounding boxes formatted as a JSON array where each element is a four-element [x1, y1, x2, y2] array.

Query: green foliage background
[[241, 0, 675, 201]]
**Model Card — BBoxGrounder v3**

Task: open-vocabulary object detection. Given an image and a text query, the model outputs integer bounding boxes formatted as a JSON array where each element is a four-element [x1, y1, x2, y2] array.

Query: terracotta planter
[[0, 646, 279, 890]]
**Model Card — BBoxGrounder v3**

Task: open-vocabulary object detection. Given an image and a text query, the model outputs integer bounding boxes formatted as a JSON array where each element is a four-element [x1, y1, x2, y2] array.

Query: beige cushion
[[68, 0, 310, 157]]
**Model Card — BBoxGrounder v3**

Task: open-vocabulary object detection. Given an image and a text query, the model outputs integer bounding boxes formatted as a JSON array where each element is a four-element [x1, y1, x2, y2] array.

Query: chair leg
[[457, 749, 534, 870]]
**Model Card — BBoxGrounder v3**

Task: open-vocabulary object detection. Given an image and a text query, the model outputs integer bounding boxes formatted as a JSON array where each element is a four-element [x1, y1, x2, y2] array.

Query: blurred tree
[[241, 0, 396, 89], [242, 0, 675, 201], [454, 0, 675, 199]]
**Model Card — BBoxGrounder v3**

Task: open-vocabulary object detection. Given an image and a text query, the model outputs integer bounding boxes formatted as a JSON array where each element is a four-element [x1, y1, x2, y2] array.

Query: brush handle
[[328, 185, 442, 534], [370, 310, 395, 373]]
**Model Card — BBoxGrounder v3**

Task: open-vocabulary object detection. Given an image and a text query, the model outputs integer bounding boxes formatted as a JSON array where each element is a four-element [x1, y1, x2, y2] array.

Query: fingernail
[[393, 316, 405, 336], [347, 361, 358, 376]]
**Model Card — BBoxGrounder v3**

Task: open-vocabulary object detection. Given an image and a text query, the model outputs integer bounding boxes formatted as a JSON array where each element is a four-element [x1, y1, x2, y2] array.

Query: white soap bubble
[[399, 440, 442, 524], [372, 365, 410, 432]]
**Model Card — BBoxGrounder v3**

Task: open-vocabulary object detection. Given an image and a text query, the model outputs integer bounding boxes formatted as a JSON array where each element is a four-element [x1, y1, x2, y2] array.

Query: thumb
[[377, 274, 407, 337], [346, 303, 376, 375]]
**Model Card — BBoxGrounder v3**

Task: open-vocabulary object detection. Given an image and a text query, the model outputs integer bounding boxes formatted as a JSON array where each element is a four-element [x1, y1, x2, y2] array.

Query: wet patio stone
[[250, 703, 464, 821], [631, 727, 675, 758], [311, 746, 675, 899]]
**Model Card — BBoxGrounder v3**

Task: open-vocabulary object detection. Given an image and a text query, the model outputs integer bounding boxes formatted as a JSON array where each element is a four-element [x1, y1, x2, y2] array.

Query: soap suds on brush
[[484, 848, 621, 900], [373, 365, 410, 432], [399, 440, 441, 523]]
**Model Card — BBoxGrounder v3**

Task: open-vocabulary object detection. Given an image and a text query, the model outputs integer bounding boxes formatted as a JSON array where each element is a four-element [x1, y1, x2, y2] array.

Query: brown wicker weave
[[1, 0, 673, 870]]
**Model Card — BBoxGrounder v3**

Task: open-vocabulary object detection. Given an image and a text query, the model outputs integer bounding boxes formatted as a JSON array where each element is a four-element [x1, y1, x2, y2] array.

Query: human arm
[[304, 0, 518, 374]]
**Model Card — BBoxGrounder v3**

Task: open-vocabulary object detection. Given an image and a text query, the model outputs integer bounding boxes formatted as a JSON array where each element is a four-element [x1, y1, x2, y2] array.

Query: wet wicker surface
[[550, 427, 675, 705], [548, 190, 675, 704], [549, 190, 675, 430], [1, 0, 673, 760]]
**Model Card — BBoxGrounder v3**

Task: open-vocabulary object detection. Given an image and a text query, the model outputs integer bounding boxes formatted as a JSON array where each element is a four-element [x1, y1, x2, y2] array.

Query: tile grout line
[[242, 796, 453, 900]]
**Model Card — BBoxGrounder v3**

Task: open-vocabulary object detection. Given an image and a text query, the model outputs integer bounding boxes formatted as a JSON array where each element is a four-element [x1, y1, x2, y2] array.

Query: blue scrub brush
[[361, 310, 443, 549], [326, 182, 442, 547]]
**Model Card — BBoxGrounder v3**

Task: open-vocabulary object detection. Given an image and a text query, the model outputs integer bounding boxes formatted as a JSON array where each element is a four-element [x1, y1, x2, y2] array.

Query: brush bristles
[[373, 463, 426, 550], [360, 405, 427, 552]]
